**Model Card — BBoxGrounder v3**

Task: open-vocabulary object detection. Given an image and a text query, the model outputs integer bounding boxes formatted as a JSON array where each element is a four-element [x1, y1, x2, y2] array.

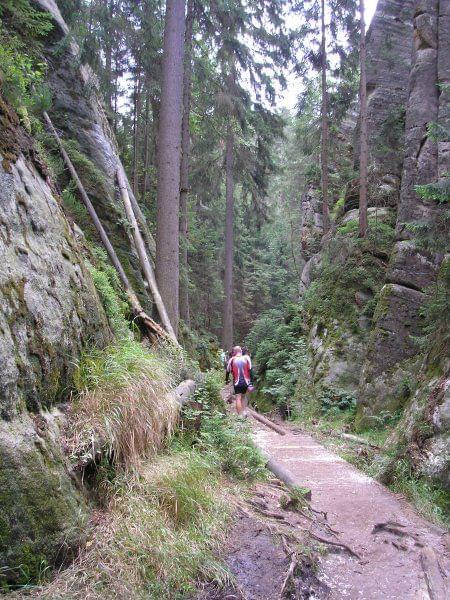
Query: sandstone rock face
[[300, 186, 323, 259], [345, 0, 414, 211], [0, 108, 109, 420], [386, 241, 443, 290], [33, 0, 155, 309], [383, 373, 450, 488], [358, 284, 424, 424], [298, 186, 324, 298], [396, 1, 440, 237], [358, 1, 449, 437], [0, 99, 109, 582], [308, 322, 366, 395]]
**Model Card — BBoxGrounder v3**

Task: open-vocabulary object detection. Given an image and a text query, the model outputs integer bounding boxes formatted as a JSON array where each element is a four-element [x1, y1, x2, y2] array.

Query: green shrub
[[180, 372, 267, 482], [87, 261, 130, 338], [319, 386, 356, 416], [0, 1, 53, 112], [388, 459, 449, 527], [245, 305, 308, 415]]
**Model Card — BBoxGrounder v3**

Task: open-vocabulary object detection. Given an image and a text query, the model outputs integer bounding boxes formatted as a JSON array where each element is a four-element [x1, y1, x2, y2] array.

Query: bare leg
[[235, 394, 243, 415]]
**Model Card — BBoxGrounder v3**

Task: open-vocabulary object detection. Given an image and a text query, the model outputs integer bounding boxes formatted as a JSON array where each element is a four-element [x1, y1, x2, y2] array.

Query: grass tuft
[[11, 450, 232, 600], [68, 339, 179, 472]]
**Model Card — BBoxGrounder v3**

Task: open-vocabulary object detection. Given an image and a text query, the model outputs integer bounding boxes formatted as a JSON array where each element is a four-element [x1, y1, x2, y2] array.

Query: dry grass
[[68, 339, 180, 472], [12, 451, 232, 600]]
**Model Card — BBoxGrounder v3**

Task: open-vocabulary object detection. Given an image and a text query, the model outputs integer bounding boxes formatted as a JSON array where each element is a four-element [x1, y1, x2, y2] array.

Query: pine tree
[[320, 0, 330, 233], [358, 0, 368, 238], [156, 0, 186, 336], [179, 0, 195, 327]]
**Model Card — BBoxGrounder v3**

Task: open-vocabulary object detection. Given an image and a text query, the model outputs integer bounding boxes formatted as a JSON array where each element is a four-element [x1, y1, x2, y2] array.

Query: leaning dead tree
[[117, 168, 177, 342], [43, 111, 172, 344]]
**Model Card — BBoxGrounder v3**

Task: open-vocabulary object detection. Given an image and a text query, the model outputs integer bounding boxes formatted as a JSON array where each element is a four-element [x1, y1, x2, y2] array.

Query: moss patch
[[0, 422, 89, 588]]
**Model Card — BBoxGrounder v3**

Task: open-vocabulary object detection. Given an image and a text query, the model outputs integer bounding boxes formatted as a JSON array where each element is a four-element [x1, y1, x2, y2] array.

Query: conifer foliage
[[31, 0, 362, 344]]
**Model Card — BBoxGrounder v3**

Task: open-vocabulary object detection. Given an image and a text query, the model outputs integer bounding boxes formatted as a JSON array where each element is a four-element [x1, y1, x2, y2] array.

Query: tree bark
[[104, 0, 114, 113], [142, 89, 151, 201], [117, 168, 178, 343], [156, 0, 186, 337], [320, 0, 330, 233], [132, 67, 141, 199], [179, 0, 194, 328], [358, 0, 368, 238], [43, 111, 167, 343], [222, 124, 234, 350]]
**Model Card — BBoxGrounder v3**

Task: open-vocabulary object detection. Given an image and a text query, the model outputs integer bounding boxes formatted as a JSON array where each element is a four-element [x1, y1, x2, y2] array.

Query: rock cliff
[[0, 96, 110, 584], [296, 0, 449, 486], [358, 0, 449, 426], [346, 0, 414, 211], [34, 0, 155, 309]]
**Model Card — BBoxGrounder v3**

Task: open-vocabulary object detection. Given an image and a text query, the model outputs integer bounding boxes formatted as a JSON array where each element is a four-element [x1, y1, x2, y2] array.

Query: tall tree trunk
[[104, 0, 115, 113], [179, 0, 194, 327], [113, 51, 118, 134], [150, 95, 160, 161], [320, 0, 330, 233], [358, 0, 368, 238], [156, 0, 186, 337], [142, 89, 151, 201], [222, 125, 234, 350], [133, 68, 141, 199]]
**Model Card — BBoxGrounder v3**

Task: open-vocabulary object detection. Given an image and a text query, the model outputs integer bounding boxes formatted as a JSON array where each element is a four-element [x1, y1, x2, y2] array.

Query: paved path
[[252, 422, 449, 600]]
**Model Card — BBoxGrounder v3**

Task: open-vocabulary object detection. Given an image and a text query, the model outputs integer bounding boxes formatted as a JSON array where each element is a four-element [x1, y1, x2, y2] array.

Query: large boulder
[[381, 372, 450, 489], [0, 413, 89, 586], [357, 284, 425, 426]]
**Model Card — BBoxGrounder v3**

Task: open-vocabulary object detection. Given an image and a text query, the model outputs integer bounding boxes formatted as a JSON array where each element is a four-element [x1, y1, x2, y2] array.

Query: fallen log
[[117, 168, 178, 343], [264, 455, 302, 490], [247, 408, 286, 436], [174, 379, 196, 406], [119, 163, 156, 260], [43, 111, 169, 343]]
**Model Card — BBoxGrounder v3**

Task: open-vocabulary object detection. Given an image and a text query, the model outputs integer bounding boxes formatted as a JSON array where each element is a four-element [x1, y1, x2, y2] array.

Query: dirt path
[[253, 420, 449, 600]]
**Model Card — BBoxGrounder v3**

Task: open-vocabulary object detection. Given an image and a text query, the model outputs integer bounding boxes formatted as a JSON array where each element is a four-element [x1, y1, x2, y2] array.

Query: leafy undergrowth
[[293, 404, 449, 529], [12, 373, 266, 599]]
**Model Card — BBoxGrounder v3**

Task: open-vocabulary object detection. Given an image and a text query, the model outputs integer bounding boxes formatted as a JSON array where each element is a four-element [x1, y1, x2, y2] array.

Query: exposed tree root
[[308, 532, 361, 559]]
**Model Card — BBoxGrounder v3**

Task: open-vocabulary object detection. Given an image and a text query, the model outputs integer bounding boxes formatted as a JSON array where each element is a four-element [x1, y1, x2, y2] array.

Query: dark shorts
[[234, 383, 248, 394]]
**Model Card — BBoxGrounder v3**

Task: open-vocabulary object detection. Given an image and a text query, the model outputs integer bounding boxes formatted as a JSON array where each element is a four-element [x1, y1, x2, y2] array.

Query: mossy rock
[[0, 416, 89, 588], [280, 485, 312, 511]]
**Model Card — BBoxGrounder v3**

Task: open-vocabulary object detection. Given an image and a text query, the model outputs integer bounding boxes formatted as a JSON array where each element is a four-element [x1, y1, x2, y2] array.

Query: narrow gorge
[[0, 0, 448, 598]]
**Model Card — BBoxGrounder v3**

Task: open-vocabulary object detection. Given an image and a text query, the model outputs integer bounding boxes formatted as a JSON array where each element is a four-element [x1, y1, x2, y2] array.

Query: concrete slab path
[[252, 421, 449, 600]]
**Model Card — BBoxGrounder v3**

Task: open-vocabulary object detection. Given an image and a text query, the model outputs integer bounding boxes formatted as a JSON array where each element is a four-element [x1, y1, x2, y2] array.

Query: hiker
[[226, 345, 253, 416]]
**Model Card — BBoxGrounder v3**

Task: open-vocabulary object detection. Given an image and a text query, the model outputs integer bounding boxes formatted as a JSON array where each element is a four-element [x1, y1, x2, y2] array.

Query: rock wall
[[358, 0, 449, 429], [33, 0, 155, 310], [0, 96, 110, 583], [345, 0, 414, 211]]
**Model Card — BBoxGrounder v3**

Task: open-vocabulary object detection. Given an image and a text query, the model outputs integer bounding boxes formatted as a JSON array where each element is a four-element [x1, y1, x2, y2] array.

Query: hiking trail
[[211, 387, 449, 600], [253, 419, 449, 599]]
